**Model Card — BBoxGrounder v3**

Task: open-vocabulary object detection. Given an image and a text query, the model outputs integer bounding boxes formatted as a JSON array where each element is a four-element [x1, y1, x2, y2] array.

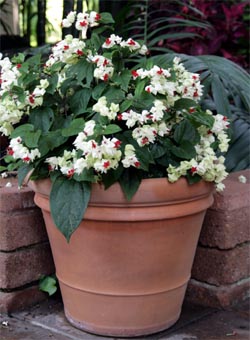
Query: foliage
[[112, 0, 249, 70], [39, 275, 58, 296], [166, 0, 250, 70], [149, 53, 250, 172], [0, 11, 230, 241]]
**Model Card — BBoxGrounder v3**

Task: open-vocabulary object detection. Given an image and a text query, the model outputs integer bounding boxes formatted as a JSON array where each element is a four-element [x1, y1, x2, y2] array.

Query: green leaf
[[99, 12, 115, 24], [11, 124, 34, 139], [136, 147, 155, 171], [29, 108, 54, 132], [62, 118, 85, 137], [174, 120, 199, 144], [67, 59, 94, 86], [211, 74, 230, 116], [171, 141, 196, 160], [120, 99, 132, 112], [38, 131, 67, 156], [69, 89, 92, 115], [103, 124, 122, 135], [17, 164, 34, 187], [39, 275, 57, 296], [103, 87, 125, 103], [112, 70, 131, 91], [24, 130, 41, 148], [46, 74, 59, 94], [73, 169, 96, 182], [135, 79, 147, 97], [90, 32, 102, 50], [188, 110, 214, 128], [50, 177, 91, 241], [92, 83, 107, 100], [0, 166, 7, 172], [102, 165, 124, 189], [174, 98, 197, 111], [119, 169, 141, 201]]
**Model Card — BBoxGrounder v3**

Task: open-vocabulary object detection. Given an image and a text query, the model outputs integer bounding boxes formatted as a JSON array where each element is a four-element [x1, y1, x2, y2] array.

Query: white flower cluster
[[93, 96, 119, 119], [47, 137, 122, 176], [134, 57, 203, 105], [62, 11, 101, 39], [0, 54, 49, 136], [102, 34, 148, 55], [167, 111, 230, 191], [8, 137, 41, 163], [46, 35, 86, 65]]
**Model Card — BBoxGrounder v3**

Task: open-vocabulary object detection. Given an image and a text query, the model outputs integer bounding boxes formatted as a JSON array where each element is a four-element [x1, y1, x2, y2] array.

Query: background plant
[[109, 0, 250, 172]]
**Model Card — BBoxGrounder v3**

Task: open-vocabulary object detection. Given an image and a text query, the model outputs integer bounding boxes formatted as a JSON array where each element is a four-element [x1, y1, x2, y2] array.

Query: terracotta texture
[[31, 177, 214, 337]]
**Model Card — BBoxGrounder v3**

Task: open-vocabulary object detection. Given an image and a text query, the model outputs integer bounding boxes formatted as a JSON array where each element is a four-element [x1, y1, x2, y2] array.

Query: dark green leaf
[[120, 99, 132, 112], [46, 74, 58, 94], [188, 110, 214, 128], [50, 177, 91, 241], [11, 124, 34, 139], [174, 98, 197, 111], [69, 88, 91, 115], [92, 83, 107, 100], [17, 163, 34, 187], [38, 131, 67, 156], [112, 70, 131, 91], [29, 108, 54, 132], [171, 141, 196, 159], [211, 74, 230, 116], [174, 120, 199, 144], [103, 124, 122, 135], [99, 12, 115, 24], [119, 169, 141, 201], [24, 130, 41, 148], [103, 87, 125, 103], [62, 118, 85, 137]]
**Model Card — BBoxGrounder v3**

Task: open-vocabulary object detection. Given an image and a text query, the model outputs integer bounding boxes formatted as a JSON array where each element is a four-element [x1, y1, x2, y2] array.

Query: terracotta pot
[[30, 177, 214, 337]]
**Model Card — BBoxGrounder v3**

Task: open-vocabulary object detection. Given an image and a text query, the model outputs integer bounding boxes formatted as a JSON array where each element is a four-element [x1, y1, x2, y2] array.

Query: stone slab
[[0, 297, 248, 340]]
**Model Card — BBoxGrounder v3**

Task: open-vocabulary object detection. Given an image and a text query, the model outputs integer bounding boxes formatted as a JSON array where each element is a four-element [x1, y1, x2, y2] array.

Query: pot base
[[65, 310, 179, 337], [61, 280, 186, 337]]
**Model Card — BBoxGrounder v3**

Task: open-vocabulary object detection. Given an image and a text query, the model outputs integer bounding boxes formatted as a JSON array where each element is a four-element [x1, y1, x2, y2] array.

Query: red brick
[[209, 170, 250, 212], [0, 178, 36, 213], [0, 243, 55, 289], [192, 244, 250, 286], [0, 285, 47, 313], [200, 208, 250, 249], [0, 210, 47, 251], [186, 278, 250, 308], [199, 170, 250, 249]]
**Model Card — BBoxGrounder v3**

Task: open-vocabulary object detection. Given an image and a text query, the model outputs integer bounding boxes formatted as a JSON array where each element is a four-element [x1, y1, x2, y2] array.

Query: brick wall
[[0, 178, 55, 312], [186, 170, 250, 308]]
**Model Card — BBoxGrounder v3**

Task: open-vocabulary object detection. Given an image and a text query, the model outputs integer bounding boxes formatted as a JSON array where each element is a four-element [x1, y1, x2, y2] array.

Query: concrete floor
[[0, 297, 249, 340]]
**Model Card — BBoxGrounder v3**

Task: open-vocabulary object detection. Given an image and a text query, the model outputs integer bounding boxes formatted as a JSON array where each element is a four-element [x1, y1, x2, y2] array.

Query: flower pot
[[30, 177, 214, 337]]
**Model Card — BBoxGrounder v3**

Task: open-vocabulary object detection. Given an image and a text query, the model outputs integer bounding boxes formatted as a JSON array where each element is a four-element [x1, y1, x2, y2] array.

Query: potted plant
[[0, 10, 230, 337]]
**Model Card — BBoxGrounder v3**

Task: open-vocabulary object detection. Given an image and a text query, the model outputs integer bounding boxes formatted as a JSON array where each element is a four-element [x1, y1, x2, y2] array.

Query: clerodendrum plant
[[0, 11, 230, 240]]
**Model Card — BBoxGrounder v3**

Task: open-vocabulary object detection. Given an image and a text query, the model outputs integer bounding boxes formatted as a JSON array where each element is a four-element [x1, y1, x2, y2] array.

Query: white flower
[[238, 175, 247, 184]]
